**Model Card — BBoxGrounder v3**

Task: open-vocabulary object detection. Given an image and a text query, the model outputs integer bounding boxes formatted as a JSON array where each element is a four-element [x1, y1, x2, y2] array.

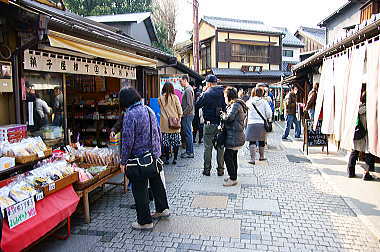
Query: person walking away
[[282, 86, 301, 140], [347, 91, 375, 180], [196, 74, 226, 176], [180, 76, 195, 158], [221, 87, 248, 186], [35, 93, 52, 127], [119, 87, 170, 230], [193, 85, 204, 144], [52, 87, 63, 127], [305, 83, 319, 120], [159, 82, 183, 165], [245, 88, 272, 164]]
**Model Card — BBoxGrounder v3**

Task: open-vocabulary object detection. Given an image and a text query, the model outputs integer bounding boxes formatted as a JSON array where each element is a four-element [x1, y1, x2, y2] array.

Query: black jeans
[[347, 150, 375, 176], [131, 172, 169, 225], [249, 141, 265, 147], [193, 124, 204, 142], [224, 149, 238, 181]]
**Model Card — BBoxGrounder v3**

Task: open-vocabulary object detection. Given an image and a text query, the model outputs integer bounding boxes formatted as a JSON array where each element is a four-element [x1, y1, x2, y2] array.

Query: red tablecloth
[[1, 185, 79, 252]]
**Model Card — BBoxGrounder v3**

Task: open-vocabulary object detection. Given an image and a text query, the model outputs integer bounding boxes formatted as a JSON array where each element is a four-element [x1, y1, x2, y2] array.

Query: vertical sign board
[[6, 197, 37, 229], [303, 120, 328, 155]]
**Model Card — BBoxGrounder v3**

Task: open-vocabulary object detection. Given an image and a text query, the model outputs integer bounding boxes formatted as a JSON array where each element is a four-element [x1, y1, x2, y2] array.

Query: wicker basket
[[15, 148, 53, 164], [74, 176, 99, 191], [109, 165, 120, 173]]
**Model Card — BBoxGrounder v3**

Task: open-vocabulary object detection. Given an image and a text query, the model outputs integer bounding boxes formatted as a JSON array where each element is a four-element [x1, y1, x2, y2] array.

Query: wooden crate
[[15, 148, 52, 164], [38, 172, 79, 197]]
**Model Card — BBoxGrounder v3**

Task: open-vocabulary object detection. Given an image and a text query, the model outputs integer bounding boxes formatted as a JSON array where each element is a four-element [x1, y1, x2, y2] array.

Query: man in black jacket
[[196, 75, 226, 176]]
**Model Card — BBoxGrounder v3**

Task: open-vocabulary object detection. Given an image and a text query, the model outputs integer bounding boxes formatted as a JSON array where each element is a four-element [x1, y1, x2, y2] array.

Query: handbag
[[353, 116, 366, 140], [252, 103, 272, 132], [161, 95, 181, 130], [126, 107, 163, 180], [212, 122, 226, 149]]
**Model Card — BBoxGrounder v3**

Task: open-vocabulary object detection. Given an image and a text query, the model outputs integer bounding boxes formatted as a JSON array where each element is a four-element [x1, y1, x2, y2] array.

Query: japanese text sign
[[6, 197, 37, 229], [24, 50, 136, 79]]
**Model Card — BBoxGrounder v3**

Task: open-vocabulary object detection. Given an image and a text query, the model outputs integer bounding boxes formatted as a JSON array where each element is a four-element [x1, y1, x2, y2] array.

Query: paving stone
[[153, 216, 241, 239], [243, 198, 280, 213], [191, 195, 228, 209], [181, 177, 241, 194]]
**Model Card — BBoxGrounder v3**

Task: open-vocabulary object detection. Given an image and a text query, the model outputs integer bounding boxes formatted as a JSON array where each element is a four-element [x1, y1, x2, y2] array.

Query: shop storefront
[[0, 1, 166, 250]]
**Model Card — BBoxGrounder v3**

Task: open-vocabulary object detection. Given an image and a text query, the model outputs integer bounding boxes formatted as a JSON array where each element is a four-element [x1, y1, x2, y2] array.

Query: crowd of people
[[115, 74, 376, 230], [117, 74, 275, 230]]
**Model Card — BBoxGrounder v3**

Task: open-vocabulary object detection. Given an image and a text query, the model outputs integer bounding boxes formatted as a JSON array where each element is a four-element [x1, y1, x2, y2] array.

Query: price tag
[[37, 151, 44, 158], [80, 104, 83, 108], [48, 183, 56, 191], [35, 192, 44, 201]]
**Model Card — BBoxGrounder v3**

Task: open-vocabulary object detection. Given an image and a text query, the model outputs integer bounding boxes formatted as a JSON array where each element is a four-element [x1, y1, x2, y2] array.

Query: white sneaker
[[223, 179, 238, 187], [151, 209, 170, 219], [224, 177, 229, 182], [131, 222, 154, 230]]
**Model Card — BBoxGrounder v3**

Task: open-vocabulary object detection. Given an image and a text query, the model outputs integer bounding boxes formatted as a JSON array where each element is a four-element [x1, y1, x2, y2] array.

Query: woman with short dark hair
[[221, 87, 248, 186], [245, 87, 272, 164], [159, 82, 183, 165], [119, 87, 170, 230]]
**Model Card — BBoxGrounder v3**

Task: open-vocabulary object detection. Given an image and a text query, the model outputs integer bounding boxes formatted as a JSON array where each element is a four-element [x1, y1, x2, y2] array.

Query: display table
[[76, 170, 125, 223], [1, 185, 80, 252]]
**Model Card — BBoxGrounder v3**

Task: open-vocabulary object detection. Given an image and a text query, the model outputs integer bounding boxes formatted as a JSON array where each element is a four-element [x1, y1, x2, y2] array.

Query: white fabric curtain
[[366, 40, 380, 156], [313, 59, 331, 130], [333, 53, 349, 141], [321, 59, 335, 134], [340, 46, 366, 150]]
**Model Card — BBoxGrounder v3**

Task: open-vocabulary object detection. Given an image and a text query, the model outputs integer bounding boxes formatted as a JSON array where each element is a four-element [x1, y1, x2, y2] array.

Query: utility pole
[[193, 0, 200, 73]]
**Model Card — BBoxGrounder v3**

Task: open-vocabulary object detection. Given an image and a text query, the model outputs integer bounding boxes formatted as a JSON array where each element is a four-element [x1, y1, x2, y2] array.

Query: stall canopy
[[48, 31, 157, 68]]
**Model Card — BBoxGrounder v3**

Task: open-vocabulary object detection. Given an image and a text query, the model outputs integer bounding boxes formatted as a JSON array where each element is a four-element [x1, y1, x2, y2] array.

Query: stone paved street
[[34, 126, 380, 251]]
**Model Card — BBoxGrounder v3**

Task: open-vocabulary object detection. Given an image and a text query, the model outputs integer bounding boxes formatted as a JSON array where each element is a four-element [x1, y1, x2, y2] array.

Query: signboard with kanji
[[24, 50, 136, 79]]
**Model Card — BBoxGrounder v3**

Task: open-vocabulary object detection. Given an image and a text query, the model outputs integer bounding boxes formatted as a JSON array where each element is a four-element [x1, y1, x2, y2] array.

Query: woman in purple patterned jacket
[[119, 87, 170, 230]]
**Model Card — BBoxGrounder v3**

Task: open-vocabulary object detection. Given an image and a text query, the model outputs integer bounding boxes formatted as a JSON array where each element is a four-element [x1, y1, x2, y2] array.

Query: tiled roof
[[275, 27, 304, 47], [298, 26, 326, 45], [318, 1, 354, 27], [203, 16, 283, 35], [212, 68, 284, 78], [87, 12, 151, 23]]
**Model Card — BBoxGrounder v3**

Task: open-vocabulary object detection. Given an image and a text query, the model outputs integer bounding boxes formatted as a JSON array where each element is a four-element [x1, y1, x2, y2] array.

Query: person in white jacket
[[35, 93, 52, 127], [245, 88, 272, 164]]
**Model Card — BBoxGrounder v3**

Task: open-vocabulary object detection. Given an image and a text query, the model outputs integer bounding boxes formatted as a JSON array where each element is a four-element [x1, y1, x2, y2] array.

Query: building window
[[201, 45, 211, 70], [283, 50, 294, 57], [360, 1, 380, 23], [231, 44, 269, 63]]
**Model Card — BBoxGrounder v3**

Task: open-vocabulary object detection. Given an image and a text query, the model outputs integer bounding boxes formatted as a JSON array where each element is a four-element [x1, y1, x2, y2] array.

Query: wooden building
[[294, 27, 326, 61], [177, 16, 285, 87]]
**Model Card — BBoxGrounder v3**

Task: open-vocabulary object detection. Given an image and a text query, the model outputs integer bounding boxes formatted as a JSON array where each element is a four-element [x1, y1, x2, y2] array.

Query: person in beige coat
[[159, 82, 183, 165]]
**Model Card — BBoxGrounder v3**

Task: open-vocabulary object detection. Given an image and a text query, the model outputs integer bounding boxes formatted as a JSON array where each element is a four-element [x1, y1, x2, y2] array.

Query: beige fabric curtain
[[366, 40, 380, 156], [340, 46, 366, 151]]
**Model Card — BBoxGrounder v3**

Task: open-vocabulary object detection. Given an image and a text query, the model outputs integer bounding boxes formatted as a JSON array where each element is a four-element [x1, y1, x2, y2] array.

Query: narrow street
[[35, 125, 380, 252]]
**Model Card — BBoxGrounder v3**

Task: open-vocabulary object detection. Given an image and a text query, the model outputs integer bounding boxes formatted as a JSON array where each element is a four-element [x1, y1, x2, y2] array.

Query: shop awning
[[48, 31, 157, 68]]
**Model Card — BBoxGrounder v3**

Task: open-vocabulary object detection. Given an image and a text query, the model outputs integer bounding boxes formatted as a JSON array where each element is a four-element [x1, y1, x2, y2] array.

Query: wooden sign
[[241, 65, 263, 73], [6, 197, 37, 229], [303, 119, 328, 155], [24, 50, 136, 80]]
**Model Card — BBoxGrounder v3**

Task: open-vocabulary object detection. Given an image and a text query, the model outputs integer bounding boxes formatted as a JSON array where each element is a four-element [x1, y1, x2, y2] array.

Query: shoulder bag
[[212, 121, 226, 149], [126, 107, 163, 180], [353, 116, 366, 140], [252, 103, 272, 132], [161, 95, 181, 130]]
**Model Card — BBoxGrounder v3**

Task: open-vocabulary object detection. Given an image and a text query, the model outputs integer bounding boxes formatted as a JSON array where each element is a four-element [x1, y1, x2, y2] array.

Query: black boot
[[347, 151, 358, 177], [173, 146, 179, 165], [163, 146, 170, 165]]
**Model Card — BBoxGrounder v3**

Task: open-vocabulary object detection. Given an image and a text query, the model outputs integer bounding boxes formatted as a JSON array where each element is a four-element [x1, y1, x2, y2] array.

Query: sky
[[175, 0, 348, 43]]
